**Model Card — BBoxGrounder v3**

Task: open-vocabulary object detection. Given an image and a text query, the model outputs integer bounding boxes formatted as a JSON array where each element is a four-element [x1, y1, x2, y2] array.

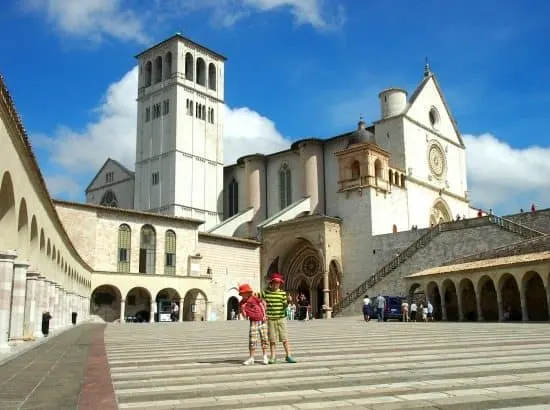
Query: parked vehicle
[[383, 296, 406, 321]]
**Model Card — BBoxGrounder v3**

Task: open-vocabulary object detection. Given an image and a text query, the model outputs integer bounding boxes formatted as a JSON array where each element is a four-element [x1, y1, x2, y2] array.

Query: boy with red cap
[[261, 273, 296, 364], [238, 283, 269, 365]]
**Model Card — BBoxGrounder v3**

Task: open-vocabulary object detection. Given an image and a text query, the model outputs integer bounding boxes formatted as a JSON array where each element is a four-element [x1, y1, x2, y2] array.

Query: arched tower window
[[117, 224, 131, 272], [228, 178, 239, 217], [400, 174, 405, 187], [100, 190, 118, 208], [165, 230, 176, 275], [374, 159, 382, 179], [208, 63, 217, 90], [154, 56, 163, 83], [139, 225, 156, 274], [144, 61, 152, 87], [164, 52, 172, 80], [351, 160, 360, 179], [185, 52, 194, 81], [196, 58, 206, 86], [279, 163, 292, 210], [388, 169, 393, 184]]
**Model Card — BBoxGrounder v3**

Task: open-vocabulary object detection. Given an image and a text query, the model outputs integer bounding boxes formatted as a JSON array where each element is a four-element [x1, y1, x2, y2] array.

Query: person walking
[[376, 294, 386, 322]]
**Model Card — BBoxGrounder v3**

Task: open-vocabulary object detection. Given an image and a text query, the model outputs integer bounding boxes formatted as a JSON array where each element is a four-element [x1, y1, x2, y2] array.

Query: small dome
[[348, 116, 375, 147]]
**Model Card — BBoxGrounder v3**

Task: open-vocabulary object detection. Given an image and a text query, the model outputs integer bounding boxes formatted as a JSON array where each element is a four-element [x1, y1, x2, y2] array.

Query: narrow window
[[145, 107, 151, 122], [165, 230, 176, 275], [117, 224, 131, 272], [279, 163, 292, 209], [228, 178, 239, 217], [139, 225, 156, 274], [152, 172, 159, 185]]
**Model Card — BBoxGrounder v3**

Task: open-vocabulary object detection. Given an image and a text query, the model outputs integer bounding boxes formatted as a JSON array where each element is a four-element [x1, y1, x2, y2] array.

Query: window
[[195, 102, 199, 118], [228, 178, 239, 217], [145, 107, 151, 122], [152, 103, 161, 119], [279, 163, 292, 209], [152, 172, 159, 185], [165, 230, 176, 275], [208, 63, 216, 91], [185, 52, 194, 81], [139, 225, 156, 274], [117, 224, 131, 272], [196, 57, 206, 86], [100, 190, 118, 207], [351, 161, 360, 179], [208, 107, 215, 124], [105, 172, 114, 183], [186, 99, 193, 116], [162, 99, 170, 115], [201, 104, 206, 120]]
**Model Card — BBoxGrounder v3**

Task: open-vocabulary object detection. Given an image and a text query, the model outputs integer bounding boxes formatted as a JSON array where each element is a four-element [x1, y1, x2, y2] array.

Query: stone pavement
[[0, 323, 102, 410], [105, 317, 550, 410]]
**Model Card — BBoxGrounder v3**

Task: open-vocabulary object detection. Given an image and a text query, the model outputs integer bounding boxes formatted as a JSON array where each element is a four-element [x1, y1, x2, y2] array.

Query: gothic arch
[[100, 190, 118, 207], [0, 171, 16, 249], [283, 239, 324, 291], [430, 198, 452, 226]]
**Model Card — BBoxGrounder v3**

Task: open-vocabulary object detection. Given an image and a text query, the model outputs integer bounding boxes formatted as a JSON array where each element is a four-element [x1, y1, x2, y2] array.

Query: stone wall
[[342, 222, 524, 315], [370, 228, 429, 274], [503, 209, 550, 234]]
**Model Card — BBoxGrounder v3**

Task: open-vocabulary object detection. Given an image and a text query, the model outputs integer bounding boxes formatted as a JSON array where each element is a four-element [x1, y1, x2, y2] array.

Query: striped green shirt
[[261, 289, 288, 319]]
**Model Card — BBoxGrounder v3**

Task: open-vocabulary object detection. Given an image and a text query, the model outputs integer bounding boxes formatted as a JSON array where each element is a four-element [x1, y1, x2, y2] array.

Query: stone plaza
[[3, 317, 550, 409]]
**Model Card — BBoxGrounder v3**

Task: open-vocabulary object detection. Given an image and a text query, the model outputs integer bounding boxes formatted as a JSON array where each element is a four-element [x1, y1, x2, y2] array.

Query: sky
[[1, 0, 550, 215]]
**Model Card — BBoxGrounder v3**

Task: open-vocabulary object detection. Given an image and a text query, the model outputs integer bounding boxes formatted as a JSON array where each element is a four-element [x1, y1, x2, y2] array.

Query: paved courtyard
[[105, 317, 550, 409]]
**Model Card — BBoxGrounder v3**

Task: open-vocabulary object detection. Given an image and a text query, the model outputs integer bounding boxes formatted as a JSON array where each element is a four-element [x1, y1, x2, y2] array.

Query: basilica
[[2, 33, 550, 352]]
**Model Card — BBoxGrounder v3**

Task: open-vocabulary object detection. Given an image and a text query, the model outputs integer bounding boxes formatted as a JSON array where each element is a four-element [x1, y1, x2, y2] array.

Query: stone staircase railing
[[332, 215, 542, 317]]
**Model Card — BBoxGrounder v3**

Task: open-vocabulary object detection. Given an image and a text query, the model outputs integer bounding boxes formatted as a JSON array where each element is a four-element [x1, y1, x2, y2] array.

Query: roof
[[85, 158, 135, 193], [0, 74, 94, 273], [53, 199, 205, 226], [406, 251, 550, 279], [134, 33, 227, 61], [405, 73, 465, 147], [198, 231, 261, 247]]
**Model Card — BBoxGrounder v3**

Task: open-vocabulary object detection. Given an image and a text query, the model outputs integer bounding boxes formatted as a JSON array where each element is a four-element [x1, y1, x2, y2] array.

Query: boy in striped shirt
[[261, 273, 296, 364]]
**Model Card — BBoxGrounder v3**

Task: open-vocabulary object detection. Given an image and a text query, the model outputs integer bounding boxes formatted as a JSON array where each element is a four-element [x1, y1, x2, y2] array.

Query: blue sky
[[1, 0, 550, 215]]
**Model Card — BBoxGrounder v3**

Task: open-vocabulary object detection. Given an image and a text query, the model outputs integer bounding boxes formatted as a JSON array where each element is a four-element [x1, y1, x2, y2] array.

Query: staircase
[[332, 215, 543, 317]]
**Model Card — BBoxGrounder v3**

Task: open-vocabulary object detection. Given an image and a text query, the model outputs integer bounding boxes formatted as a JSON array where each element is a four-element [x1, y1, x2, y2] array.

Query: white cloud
[[464, 133, 550, 213], [36, 67, 291, 199], [44, 174, 82, 199], [22, 0, 149, 43]]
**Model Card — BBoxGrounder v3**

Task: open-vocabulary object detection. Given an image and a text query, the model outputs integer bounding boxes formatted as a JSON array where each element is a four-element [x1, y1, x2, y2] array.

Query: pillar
[[10, 260, 30, 340], [0, 250, 17, 350], [178, 299, 183, 322], [33, 276, 46, 338], [520, 287, 529, 322], [476, 293, 484, 322], [323, 271, 331, 319], [497, 289, 504, 322], [47, 282, 56, 329], [23, 269, 40, 338], [242, 154, 266, 236], [206, 301, 213, 321], [457, 290, 464, 322], [150, 301, 156, 323], [120, 299, 125, 323]]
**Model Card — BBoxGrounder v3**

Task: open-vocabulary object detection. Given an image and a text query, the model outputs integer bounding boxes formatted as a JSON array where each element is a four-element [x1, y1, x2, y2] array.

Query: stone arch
[[498, 273, 521, 321], [0, 171, 16, 249], [164, 51, 173, 80], [144, 60, 152, 86], [90, 284, 122, 322], [125, 287, 152, 322], [408, 282, 425, 304], [374, 159, 382, 179], [100, 190, 118, 208], [430, 198, 452, 226], [185, 52, 194, 81], [154, 55, 162, 83], [208, 62, 216, 90], [441, 279, 458, 321], [426, 281, 441, 320], [283, 239, 324, 293], [155, 288, 181, 322], [39, 228, 45, 252], [459, 278, 477, 321], [17, 198, 29, 257], [30, 215, 38, 244], [46, 239, 51, 257], [523, 271, 548, 321], [227, 296, 239, 320], [139, 224, 156, 274], [478, 275, 498, 321], [351, 160, 360, 179], [196, 57, 206, 86], [328, 260, 342, 309], [183, 288, 208, 321]]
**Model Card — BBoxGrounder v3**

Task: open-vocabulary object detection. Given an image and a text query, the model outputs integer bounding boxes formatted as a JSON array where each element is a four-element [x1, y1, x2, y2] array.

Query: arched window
[[154, 56, 162, 83], [228, 178, 239, 217], [144, 61, 152, 87], [196, 58, 206, 86], [351, 160, 360, 179], [374, 159, 382, 179], [165, 230, 176, 275], [201, 104, 206, 120], [400, 174, 405, 187], [185, 52, 194, 81], [208, 63, 216, 90], [388, 169, 393, 184], [139, 225, 156, 274], [100, 190, 118, 207], [279, 163, 292, 209], [117, 224, 131, 272], [164, 52, 172, 80]]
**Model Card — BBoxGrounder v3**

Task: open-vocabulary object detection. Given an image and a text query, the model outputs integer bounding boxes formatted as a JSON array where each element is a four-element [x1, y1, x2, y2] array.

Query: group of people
[[238, 272, 297, 365], [362, 294, 434, 322]]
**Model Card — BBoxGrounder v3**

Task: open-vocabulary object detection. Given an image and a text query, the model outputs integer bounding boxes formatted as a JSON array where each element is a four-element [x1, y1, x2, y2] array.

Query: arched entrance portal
[[459, 278, 477, 321], [183, 289, 208, 321], [499, 274, 521, 321], [478, 276, 498, 321], [524, 271, 548, 321], [227, 296, 239, 320], [125, 287, 152, 322], [441, 279, 459, 321], [155, 288, 181, 322], [429, 199, 452, 226], [426, 281, 442, 320], [90, 285, 122, 322]]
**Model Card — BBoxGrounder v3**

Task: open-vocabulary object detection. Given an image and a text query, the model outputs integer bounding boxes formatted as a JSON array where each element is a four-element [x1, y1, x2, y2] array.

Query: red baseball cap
[[270, 273, 284, 284]]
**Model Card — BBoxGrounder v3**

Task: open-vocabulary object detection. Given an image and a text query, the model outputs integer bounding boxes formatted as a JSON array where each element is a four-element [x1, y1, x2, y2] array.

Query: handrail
[[487, 215, 545, 239]]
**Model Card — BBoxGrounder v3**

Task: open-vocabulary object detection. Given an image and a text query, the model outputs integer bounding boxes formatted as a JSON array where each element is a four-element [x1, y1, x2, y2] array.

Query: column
[[476, 294, 484, 322], [48, 282, 56, 329], [520, 287, 529, 322], [10, 260, 30, 340], [206, 301, 213, 321], [497, 290, 504, 322], [150, 301, 156, 323], [323, 271, 331, 319], [178, 299, 183, 322], [546, 288, 550, 322], [0, 250, 17, 351], [33, 276, 46, 338], [457, 291, 464, 322], [120, 299, 125, 323], [441, 301, 448, 321], [23, 270, 40, 338]]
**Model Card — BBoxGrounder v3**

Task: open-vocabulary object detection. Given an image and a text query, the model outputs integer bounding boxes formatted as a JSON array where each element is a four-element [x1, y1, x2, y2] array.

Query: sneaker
[[268, 357, 277, 364], [285, 356, 296, 363], [243, 357, 254, 366], [262, 356, 269, 365]]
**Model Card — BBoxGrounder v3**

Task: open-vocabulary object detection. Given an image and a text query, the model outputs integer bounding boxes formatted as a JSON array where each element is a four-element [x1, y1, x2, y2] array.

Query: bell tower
[[134, 33, 227, 230]]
